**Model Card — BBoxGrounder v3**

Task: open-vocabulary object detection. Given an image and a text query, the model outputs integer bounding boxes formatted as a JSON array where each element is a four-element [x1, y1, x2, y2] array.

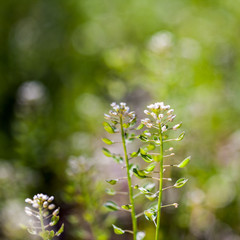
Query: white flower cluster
[[25, 193, 59, 217], [104, 102, 136, 121], [141, 102, 180, 132]]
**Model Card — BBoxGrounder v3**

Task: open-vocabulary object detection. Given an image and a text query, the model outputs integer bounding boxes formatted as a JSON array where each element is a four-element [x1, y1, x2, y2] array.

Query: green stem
[[39, 207, 47, 240], [155, 123, 163, 240], [120, 116, 137, 240]]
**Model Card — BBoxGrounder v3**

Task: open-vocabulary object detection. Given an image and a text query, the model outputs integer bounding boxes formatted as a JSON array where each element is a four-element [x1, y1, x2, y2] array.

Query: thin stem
[[155, 123, 163, 240], [120, 116, 137, 240], [39, 207, 47, 240]]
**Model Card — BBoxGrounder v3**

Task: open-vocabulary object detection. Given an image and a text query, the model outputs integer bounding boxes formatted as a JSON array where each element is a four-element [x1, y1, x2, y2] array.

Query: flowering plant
[[25, 193, 64, 240]]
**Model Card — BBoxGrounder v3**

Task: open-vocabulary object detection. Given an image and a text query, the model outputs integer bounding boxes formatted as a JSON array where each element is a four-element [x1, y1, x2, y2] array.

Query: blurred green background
[[1, 0, 240, 239]]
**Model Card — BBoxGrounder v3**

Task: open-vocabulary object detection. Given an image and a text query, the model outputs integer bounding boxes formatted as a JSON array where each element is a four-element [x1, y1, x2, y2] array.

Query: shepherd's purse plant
[[102, 102, 190, 240], [25, 193, 64, 240]]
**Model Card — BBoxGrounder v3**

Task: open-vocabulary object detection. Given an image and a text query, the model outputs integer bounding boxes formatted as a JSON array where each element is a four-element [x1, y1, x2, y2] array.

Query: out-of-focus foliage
[[1, 0, 240, 239]]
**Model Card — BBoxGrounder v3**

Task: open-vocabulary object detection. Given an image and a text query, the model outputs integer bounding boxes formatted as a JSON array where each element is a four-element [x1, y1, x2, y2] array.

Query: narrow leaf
[[106, 179, 118, 185], [174, 178, 188, 188], [145, 192, 158, 201], [177, 131, 185, 141], [138, 135, 148, 142], [133, 168, 147, 179], [136, 123, 145, 130], [112, 224, 125, 235], [102, 138, 114, 145], [55, 224, 64, 237], [177, 156, 191, 168], [104, 201, 120, 211], [103, 122, 115, 134], [102, 148, 112, 157], [145, 163, 156, 172], [112, 155, 123, 163], [140, 153, 153, 163]]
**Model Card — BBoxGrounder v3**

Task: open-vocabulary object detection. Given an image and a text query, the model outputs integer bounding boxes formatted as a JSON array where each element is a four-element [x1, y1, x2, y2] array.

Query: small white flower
[[43, 201, 48, 208], [167, 109, 174, 115], [144, 110, 150, 115], [162, 125, 167, 132], [25, 198, 33, 204]]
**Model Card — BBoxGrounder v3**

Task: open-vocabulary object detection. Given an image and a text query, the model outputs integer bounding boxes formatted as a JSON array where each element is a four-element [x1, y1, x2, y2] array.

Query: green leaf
[[104, 201, 120, 211], [123, 122, 130, 128], [106, 179, 118, 185], [144, 208, 157, 221], [130, 149, 140, 158], [112, 155, 123, 163], [103, 122, 115, 134], [136, 123, 144, 130], [145, 192, 158, 201], [105, 188, 116, 195], [140, 148, 147, 155], [133, 168, 147, 179], [56, 224, 64, 236], [49, 230, 55, 238], [137, 187, 150, 194], [143, 183, 155, 191], [145, 143, 155, 151], [177, 131, 185, 141], [177, 156, 191, 168], [129, 118, 137, 127], [145, 163, 156, 172], [112, 224, 125, 235], [174, 178, 188, 188], [121, 204, 132, 210], [137, 232, 146, 240], [102, 148, 112, 157], [102, 138, 114, 145], [138, 135, 148, 142], [50, 215, 59, 226], [140, 153, 153, 163]]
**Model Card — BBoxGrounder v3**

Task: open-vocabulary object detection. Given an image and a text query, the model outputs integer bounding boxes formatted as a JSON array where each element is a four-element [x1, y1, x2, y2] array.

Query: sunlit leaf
[[145, 192, 158, 201], [103, 122, 115, 134], [133, 168, 147, 179], [121, 204, 132, 210], [177, 156, 191, 168], [104, 201, 120, 211], [102, 138, 114, 145], [50, 215, 59, 226], [112, 155, 123, 163], [135, 123, 145, 130], [130, 149, 140, 158], [138, 135, 148, 142], [105, 188, 116, 195], [140, 153, 153, 163], [112, 224, 125, 235], [174, 178, 188, 188], [102, 148, 112, 157], [145, 163, 156, 172], [144, 208, 157, 221], [177, 132, 185, 141], [123, 122, 130, 128], [55, 224, 64, 237], [106, 179, 118, 185]]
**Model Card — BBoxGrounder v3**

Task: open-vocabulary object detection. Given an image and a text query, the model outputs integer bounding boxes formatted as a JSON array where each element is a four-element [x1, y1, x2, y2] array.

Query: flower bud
[[25, 198, 33, 204], [48, 196, 54, 203], [43, 201, 48, 208], [48, 204, 55, 210]]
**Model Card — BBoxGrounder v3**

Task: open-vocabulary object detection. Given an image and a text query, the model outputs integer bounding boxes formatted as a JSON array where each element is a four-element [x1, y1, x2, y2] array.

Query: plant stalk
[[155, 123, 164, 240], [120, 116, 137, 240], [39, 206, 47, 240]]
